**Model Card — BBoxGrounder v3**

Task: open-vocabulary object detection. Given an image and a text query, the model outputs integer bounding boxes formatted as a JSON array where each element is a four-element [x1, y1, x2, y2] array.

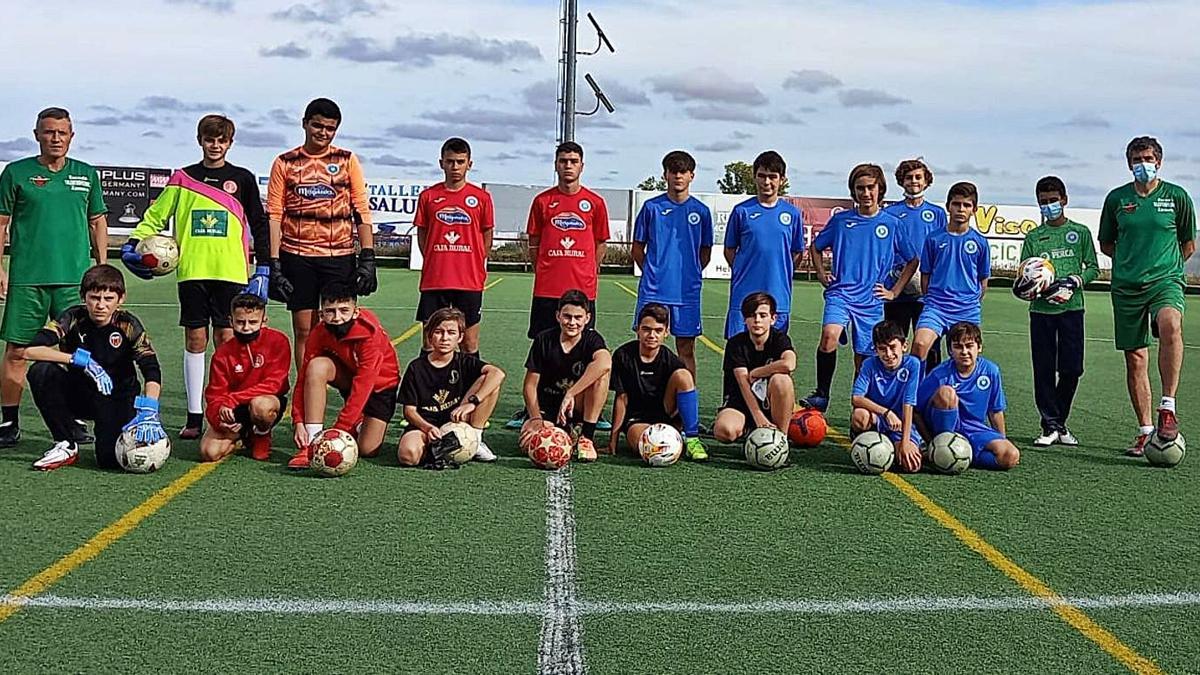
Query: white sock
[[1139, 425, 1155, 436], [184, 351, 206, 415], [1160, 396, 1176, 413], [304, 423, 323, 439]]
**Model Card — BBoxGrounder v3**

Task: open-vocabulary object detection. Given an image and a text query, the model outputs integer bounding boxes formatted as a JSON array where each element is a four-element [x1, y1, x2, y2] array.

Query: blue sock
[[972, 449, 1002, 470], [930, 406, 959, 435], [676, 389, 700, 438]]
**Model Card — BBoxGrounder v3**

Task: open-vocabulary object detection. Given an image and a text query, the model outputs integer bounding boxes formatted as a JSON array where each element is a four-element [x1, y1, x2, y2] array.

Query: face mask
[[904, 189, 925, 200], [234, 329, 260, 344], [327, 321, 352, 339], [1040, 201, 1063, 221], [1132, 162, 1158, 184]]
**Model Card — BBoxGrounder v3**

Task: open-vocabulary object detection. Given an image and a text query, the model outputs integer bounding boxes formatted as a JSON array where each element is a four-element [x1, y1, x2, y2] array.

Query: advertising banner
[[98, 166, 172, 235]]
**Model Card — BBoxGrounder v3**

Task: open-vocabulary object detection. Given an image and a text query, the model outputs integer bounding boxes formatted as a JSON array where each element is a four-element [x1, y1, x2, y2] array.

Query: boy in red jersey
[[413, 137, 494, 355], [288, 282, 401, 468], [199, 294, 291, 462]]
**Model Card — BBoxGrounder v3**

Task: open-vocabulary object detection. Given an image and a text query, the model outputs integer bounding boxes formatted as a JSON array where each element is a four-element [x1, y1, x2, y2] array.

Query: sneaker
[[33, 441, 78, 471], [0, 422, 20, 448], [575, 437, 598, 463], [504, 409, 528, 430], [179, 425, 202, 440], [597, 416, 613, 432], [287, 446, 312, 470], [474, 438, 497, 463], [249, 433, 272, 461], [1057, 429, 1079, 446], [1156, 408, 1179, 442], [800, 390, 829, 413], [684, 436, 709, 462], [1033, 430, 1060, 447], [69, 420, 94, 445], [1125, 433, 1150, 457]]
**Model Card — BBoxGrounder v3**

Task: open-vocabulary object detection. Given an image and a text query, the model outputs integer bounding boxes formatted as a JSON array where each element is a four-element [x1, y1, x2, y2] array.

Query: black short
[[336, 386, 398, 423], [883, 300, 923, 337], [536, 396, 583, 426], [417, 290, 483, 327], [178, 280, 244, 329], [233, 394, 288, 438], [279, 251, 357, 312], [622, 411, 680, 434], [528, 296, 596, 339]]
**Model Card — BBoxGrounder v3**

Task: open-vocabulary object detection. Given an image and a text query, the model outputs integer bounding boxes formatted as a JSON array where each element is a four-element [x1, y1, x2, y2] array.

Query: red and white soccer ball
[[638, 423, 683, 467], [523, 425, 572, 470], [135, 234, 181, 277], [309, 428, 359, 477]]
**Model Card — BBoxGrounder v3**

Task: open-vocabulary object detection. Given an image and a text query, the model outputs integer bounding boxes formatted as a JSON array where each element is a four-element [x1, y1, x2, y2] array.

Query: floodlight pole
[[559, 0, 579, 143]]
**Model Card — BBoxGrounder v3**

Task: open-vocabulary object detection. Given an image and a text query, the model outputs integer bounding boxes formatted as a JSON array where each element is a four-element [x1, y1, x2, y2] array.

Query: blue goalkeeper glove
[[123, 396, 166, 444], [244, 265, 270, 301], [70, 349, 113, 395], [120, 240, 154, 280]]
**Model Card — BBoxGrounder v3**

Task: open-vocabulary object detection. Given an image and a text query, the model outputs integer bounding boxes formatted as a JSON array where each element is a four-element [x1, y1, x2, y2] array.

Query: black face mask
[[327, 321, 353, 339], [234, 329, 260, 344]]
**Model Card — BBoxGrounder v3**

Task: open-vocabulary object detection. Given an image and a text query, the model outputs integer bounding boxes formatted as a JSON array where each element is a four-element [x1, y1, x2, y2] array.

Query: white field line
[[537, 468, 586, 674], [5, 590, 1199, 618]]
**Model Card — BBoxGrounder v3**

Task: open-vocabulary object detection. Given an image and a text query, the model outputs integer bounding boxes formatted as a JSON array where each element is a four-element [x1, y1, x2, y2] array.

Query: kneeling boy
[[607, 302, 706, 461], [200, 294, 291, 462], [397, 307, 505, 466], [851, 320, 923, 472], [916, 321, 1020, 470], [713, 292, 796, 442]]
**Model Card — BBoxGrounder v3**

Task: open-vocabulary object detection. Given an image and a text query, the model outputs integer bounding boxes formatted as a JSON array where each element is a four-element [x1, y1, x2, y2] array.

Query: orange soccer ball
[[523, 425, 573, 470], [788, 409, 828, 447]]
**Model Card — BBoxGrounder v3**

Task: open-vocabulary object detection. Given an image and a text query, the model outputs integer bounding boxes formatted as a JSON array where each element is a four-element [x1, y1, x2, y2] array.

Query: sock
[[1160, 396, 1176, 413], [1139, 424, 1155, 436], [304, 423, 323, 439], [930, 406, 959, 435], [1, 404, 17, 429], [815, 349, 837, 397], [676, 389, 700, 438], [581, 421, 597, 440], [972, 449, 1002, 470], [184, 351, 206, 416], [186, 412, 203, 429]]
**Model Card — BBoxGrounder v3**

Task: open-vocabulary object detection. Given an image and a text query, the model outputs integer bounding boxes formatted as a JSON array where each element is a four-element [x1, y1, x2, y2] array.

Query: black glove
[[267, 258, 294, 303], [1041, 275, 1082, 305], [420, 432, 463, 471], [355, 248, 378, 296]]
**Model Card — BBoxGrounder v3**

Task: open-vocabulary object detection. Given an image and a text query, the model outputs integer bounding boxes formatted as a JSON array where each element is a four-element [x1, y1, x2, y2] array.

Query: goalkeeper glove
[[119, 240, 154, 280], [355, 248, 378, 296], [267, 258, 294, 303], [1042, 275, 1082, 305], [123, 396, 166, 444], [70, 349, 113, 395], [244, 265, 270, 301]]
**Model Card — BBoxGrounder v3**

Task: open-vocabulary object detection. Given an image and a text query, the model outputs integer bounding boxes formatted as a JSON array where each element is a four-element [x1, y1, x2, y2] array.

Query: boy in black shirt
[[713, 292, 797, 442], [608, 302, 707, 461], [397, 307, 506, 466], [24, 265, 164, 470], [520, 290, 611, 462]]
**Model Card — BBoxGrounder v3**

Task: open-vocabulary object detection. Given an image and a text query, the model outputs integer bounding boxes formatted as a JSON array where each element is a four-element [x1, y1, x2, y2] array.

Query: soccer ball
[[638, 423, 683, 467], [744, 427, 789, 471], [115, 429, 171, 473], [524, 425, 572, 470], [438, 421, 478, 465], [1145, 432, 1186, 468], [309, 428, 358, 477], [926, 432, 972, 475], [850, 431, 895, 475], [788, 409, 827, 447], [1013, 256, 1056, 301], [135, 235, 181, 277]]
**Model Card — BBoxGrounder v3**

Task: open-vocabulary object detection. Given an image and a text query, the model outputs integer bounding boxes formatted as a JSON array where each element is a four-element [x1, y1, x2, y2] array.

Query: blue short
[[822, 297, 882, 356], [874, 415, 923, 446], [633, 297, 702, 338], [959, 418, 1006, 464], [725, 310, 790, 340], [916, 303, 982, 336]]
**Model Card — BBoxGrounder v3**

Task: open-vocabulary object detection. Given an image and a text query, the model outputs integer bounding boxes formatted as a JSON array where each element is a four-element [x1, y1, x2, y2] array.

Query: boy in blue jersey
[[632, 150, 713, 376], [884, 158, 948, 367], [916, 322, 1020, 470], [722, 151, 806, 339], [802, 164, 916, 412], [911, 182, 991, 363], [851, 320, 923, 472]]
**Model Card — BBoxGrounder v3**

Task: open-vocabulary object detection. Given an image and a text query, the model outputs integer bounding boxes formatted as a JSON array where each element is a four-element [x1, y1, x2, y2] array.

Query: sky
[[2, 0, 1199, 206]]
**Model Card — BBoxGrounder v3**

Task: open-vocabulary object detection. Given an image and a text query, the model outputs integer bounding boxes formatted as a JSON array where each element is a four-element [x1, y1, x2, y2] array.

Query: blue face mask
[[1040, 201, 1063, 221], [1132, 162, 1158, 184]]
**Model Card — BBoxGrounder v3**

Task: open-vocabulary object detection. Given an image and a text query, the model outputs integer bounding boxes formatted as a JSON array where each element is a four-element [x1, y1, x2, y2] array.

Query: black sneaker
[[0, 422, 20, 448], [504, 409, 528, 430]]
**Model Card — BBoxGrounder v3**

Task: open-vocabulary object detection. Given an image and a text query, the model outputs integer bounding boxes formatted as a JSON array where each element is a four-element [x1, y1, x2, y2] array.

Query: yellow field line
[[613, 280, 638, 298], [0, 459, 224, 624], [697, 335, 726, 356], [391, 322, 423, 346], [484, 277, 505, 291]]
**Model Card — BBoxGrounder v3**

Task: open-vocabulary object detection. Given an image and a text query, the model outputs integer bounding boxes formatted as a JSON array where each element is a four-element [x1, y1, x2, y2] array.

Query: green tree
[[717, 161, 789, 195], [637, 175, 666, 191]]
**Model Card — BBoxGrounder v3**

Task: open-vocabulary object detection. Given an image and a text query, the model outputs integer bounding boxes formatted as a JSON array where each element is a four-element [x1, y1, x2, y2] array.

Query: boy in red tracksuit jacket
[[289, 282, 401, 468], [200, 294, 291, 462]]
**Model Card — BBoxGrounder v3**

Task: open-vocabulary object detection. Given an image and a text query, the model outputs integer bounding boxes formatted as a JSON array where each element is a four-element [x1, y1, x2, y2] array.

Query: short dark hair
[[662, 150, 696, 174], [947, 321, 983, 347], [1035, 176, 1067, 200], [556, 141, 584, 160], [320, 281, 357, 305], [303, 98, 342, 123], [441, 137, 471, 158], [1125, 136, 1163, 162], [895, 158, 933, 186], [752, 151, 786, 176], [423, 307, 467, 346], [849, 163, 887, 200], [230, 293, 266, 315], [80, 264, 125, 297], [947, 181, 979, 208], [37, 107, 71, 125], [197, 114, 235, 141], [740, 291, 777, 318], [637, 302, 671, 328], [872, 320, 906, 347], [557, 289, 590, 312]]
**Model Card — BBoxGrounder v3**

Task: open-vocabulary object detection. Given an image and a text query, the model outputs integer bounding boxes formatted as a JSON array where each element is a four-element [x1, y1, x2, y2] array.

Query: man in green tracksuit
[[1099, 136, 1196, 456], [1021, 176, 1099, 448], [0, 107, 108, 447]]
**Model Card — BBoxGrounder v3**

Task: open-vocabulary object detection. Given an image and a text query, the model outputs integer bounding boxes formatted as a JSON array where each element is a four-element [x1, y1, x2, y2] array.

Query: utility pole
[[557, 2, 615, 144]]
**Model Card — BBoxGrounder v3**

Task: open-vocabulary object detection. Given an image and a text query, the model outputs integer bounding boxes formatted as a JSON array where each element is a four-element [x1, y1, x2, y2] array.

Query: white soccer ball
[[309, 428, 359, 477], [135, 234, 181, 277], [439, 421, 478, 466], [744, 427, 789, 471], [638, 423, 683, 467], [115, 429, 171, 473], [1145, 433, 1186, 468], [926, 432, 972, 475], [850, 431, 895, 475], [1013, 256, 1056, 301]]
